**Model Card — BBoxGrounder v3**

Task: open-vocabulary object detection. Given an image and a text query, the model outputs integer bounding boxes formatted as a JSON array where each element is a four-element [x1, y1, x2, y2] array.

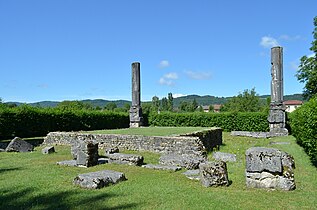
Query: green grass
[[84, 126, 210, 136], [0, 132, 316, 209]]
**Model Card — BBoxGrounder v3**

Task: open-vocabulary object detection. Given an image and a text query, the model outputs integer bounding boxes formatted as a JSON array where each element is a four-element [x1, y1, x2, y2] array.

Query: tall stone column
[[129, 62, 143, 127], [267, 47, 288, 135]]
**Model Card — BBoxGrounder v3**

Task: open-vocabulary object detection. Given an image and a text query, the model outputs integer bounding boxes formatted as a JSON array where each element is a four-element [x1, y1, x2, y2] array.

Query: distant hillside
[[5, 93, 304, 108]]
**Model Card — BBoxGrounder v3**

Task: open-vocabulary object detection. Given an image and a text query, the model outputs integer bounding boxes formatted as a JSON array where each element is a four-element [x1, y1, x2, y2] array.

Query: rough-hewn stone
[[199, 161, 229, 187], [213, 152, 236, 162], [182, 169, 200, 180], [108, 153, 144, 166], [245, 147, 295, 191], [42, 146, 55, 154], [142, 164, 181, 172], [75, 141, 99, 167], [159, 154, 206, 170], [105, 147, 119, 155], [130, 62, 143, 127], [57, 160, 77, 166], [5, 137, 34, 152], [73, 170, 127, 189], [43, 128, 222, 159]]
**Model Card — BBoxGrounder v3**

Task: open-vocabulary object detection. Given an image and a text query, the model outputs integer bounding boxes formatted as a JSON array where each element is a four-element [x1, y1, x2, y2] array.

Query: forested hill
[[5, 93, 304, 108]]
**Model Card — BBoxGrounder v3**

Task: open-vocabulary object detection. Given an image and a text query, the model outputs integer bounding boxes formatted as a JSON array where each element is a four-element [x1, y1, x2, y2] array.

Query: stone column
[[267, 47, 288, 135], [129, 62, 143, 127]]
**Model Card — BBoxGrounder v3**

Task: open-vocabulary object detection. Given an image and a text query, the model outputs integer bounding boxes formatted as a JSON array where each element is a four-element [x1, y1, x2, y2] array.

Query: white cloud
[[185, 70, 211, 80], [308, 53, 315, 58], [159, 77, 174, 86], [173, 93, 186, 98], [159, 60, 170, 69], [279, 35, 301, 41], [159, 72, 178, 86], [260, 36, 279, 48], [164, 72, 178, 79]]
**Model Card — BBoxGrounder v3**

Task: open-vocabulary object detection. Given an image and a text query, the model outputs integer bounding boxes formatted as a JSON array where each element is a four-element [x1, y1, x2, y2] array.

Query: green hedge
[[149, 112, 269, 132], [289, 97, 317, 166], [0, 106, 129, 139]]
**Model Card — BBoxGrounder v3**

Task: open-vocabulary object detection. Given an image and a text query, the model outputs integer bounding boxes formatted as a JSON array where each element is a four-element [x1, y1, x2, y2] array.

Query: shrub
[[0, 106, 129, 139], [290, 96, 317, 166], [149, 112, 269, 132]]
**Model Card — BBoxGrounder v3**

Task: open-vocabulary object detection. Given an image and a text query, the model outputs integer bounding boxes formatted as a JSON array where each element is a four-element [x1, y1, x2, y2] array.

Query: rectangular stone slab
[[246, 147, 282, 173], [73, 170, 127, 189]]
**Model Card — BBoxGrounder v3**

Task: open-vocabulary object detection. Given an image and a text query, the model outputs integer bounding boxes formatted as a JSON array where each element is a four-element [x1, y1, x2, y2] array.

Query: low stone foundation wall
[[43, 128, 222, 158]]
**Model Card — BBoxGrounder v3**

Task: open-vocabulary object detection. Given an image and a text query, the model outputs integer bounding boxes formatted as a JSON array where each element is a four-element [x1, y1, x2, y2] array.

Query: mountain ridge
[[4, 93, 304, 108]]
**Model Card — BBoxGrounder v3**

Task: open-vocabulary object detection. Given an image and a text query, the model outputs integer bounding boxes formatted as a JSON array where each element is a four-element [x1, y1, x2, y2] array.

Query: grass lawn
[[84, 126, 210, 136], [0, 129, 316, 209]]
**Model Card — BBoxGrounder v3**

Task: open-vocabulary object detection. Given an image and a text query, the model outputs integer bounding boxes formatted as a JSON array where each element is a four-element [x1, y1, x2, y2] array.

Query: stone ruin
[[1, 137, 34, 152], [231, 46, 288, 138], [245, 147, 295, 191], [73, 170, 127, 189], [129, 62, 143, 127]]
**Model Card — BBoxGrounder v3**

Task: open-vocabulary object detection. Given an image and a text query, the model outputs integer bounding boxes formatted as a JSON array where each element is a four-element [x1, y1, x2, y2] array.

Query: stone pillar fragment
[[267, 46, 288, 135], [129, 62, 143, 127]]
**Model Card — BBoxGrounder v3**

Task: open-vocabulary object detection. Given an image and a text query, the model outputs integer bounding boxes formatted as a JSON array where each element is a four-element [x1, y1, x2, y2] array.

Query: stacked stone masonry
[[43, 128, 222, 159]]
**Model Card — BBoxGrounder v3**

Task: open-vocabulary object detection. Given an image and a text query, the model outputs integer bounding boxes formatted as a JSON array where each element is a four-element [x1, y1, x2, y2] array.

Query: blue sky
[[0, 0, 316, 103]]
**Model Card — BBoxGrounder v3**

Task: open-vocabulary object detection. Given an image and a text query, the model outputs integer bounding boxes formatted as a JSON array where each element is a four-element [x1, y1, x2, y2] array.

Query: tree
[[167, 93, 173, 112], [222, 88, 262, 112], [105, 102, 117, 111], [57, 100, 93, 110], [151, 96, 160, 112], [296, 16, 317, 99], [161, 97, 168, 111], [208, 105, 214, 112]]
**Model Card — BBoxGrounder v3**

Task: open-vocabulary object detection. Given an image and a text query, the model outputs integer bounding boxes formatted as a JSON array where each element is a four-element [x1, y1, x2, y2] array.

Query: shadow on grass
[[0, 187, 139, 210], [0, 167, 23, 174]]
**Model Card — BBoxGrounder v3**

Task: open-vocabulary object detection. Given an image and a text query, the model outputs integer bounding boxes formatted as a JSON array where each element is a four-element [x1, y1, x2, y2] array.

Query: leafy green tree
[[222, 88, 261, 112], [191, 99, 198, 111], [167, 93, 173, 111], [296, 16, 317, 99], [105, 102, 117, 111], [209, 105, 214, 112], [57, 100, 93, 110], [161, 97, 168, 111], [151, 96, 160, 112]]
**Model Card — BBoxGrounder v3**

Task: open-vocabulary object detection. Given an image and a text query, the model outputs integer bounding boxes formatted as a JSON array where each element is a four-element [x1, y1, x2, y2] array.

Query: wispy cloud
[[173, 93, 186, 98], [159, 72, 178, 86], [184, 70, 211, 80], [260, 36, 279, 48], [279, 35, 301, 41], [158, 60, 170, 69], [37, 83, 49, 89]]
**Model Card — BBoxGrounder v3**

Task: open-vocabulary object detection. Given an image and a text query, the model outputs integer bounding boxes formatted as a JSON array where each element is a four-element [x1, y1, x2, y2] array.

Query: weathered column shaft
[[271, 47, 283, 103], [268, 46, 288, 135], [130, 62, 143, 127], [131, 62, 141, 107]]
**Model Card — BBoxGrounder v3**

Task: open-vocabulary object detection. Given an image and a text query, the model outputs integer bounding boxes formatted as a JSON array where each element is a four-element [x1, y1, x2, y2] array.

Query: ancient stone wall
[[43, 128, 222, 158]]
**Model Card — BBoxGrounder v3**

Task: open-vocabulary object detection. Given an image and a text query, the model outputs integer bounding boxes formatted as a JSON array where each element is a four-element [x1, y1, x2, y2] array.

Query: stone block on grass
[[73, 170, 127, 189], [141, 164, 181, 172], [105, 147, 119, 155], [42, 146, 55, 154], [199, 161, 229, 187], [108, 153, 144, 166], [57, 160, 77, 167], [73, 140, 99, 167], [245, 147, 296, 191], [212, 152, 237, 162], [159, 154, 206, 170], [5, 137, 33, 152]]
